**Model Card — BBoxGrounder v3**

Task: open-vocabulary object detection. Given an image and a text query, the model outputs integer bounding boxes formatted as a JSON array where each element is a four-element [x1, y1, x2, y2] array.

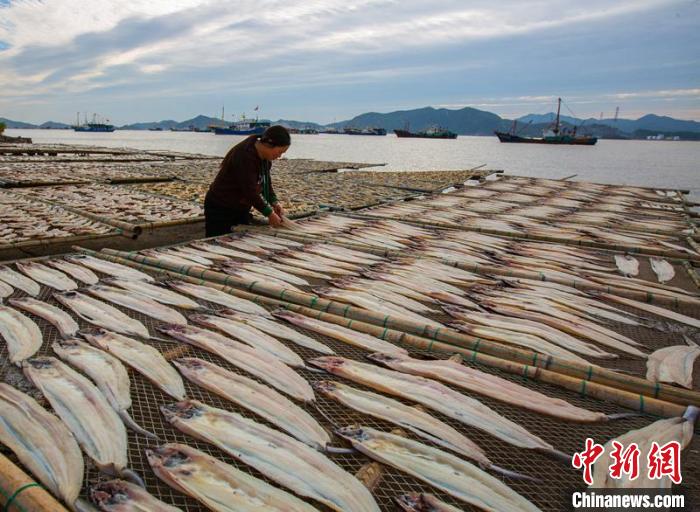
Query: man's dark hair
[[259, 125, 291, 147]]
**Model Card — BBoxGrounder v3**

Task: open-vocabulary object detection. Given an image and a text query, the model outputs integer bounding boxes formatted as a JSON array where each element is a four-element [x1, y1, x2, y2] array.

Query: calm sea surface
[[7, 129, 700, 201]]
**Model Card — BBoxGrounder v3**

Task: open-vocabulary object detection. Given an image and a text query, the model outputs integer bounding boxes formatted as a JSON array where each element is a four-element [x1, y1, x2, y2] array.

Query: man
[[204, 125, 290, 237]]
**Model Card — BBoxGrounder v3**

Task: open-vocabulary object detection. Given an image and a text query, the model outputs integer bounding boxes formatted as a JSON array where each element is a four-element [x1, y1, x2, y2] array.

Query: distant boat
[[495, 98, 597, 145], [149, 127, 163, 131], [394, 124, 457, 139], [72, 113, 115, 132], [343, 127, 386, 136], [214, 117, 271, 135]]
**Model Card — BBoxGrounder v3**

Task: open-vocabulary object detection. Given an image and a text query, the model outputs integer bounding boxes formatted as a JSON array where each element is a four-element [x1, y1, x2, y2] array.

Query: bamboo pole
[[682, 261, 700, 289], [0, 453, 69, 512], [235, 224, 700, 308], [89, 247, 700, 407], [74, 247, 688, 418]]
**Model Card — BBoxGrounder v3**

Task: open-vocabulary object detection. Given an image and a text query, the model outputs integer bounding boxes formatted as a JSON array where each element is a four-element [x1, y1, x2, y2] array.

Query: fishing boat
[[344, 127, 387, 136], [72, 113, 115, 132], [394, 124, 457, 139], [495, 98, 597, 145], [213, 114, 271, 135]]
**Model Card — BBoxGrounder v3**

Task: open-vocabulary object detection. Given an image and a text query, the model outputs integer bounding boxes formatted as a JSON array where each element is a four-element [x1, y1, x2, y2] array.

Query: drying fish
[[85, 284, 187, 325], [220, 310, 334, 354], [169, 246, 219, 265], [368, 353, 609, 423], [161, 400, 379, 512], [311, 357, 561, 456], [90, 480, 181, 512], [241, 262, 311, 286], [23, 357, 143, 486], [14, 297, 76, 342], [190, 241, 262, 262], [16, 261, 78, 291], [337, 427, 541, 512], [0, 383, 85, 510], [166, 280, 271, 317], [52, 337, 157, 439], [54, 291, 151, 339], [396, 494, 463, 512], [646, 344, 700, 389], [314, 380, 495, 465], [66, 254, 155, 282], [273, 309, 408, 355], [147, 443, 317, 512], [143, 249, 208, 269], [46, 259, 99, 285], [224, 267, 303, 292], [82, 328, 186, 400], [650, 257, 675, 283], [107, 278, 203, 310], [158, 324, 313, 402], [0, 264, 41, 296], [219, 236, 271, 255], [0, 279, 12, 298], [190, 313, 303, 367], [0, 305, 42, 364], [590, 406, 698, 489], [599, 293, 700, 329], [332, 278, 438, 314], [175, 358, 329, 449]]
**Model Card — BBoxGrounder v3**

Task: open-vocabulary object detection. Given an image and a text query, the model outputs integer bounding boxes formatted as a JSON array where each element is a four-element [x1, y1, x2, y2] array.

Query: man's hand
[[268, 211, 283, 227], [273, 203, 284, 217]]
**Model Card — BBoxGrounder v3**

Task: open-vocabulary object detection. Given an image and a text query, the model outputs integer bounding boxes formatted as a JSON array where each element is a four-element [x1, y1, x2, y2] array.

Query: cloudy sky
[[0, 0, 698, 125]]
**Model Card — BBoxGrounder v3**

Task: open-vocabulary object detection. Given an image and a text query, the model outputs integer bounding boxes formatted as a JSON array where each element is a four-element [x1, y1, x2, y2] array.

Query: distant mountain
[[39, 121, 71, 129], [0, 117, 37, 129], [328, 106, 509, 135], [517, 112, 700, 134], [276, 119, 326, 130], [119, 114, 223, 130]]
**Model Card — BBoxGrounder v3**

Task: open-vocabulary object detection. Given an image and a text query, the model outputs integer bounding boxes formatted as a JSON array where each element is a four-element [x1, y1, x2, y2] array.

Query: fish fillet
[[67, 254, 155, 282], [0, 305, 43, 365], [397, 493, 463, 512], [161, 400, 380, 512], [0, 383, 84, 508], [16, 261, 77, 291], [86, 284, 187, 325], [646, 345, 700, 389], [0, 265, 41, 296], [90, 479, 181, 511], [650, 258, 675, 284], [166, 280, 271, 317], [147, 443, 318, 512], [337, 426, 541, 512], [82, 328, 186, 400], [174, 358, 329, 449], [9, 297, 79, 338], [107, 278, 202, 310], [46, 259, 99, 285]]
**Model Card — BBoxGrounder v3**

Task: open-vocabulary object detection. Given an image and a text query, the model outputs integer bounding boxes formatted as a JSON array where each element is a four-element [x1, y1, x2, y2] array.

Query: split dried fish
[[190, 313, 303, 367], [54, 291, 151, 339], [650, 257, 675, 283], [85, 284, 187, 325], [147, 443, 317, 512], [0, 264, 41, 296], [52, 337, 157, 439], [219, 310, 334, 355], [337, 426, 541, 512], [0, 305, 43, 364], [646, 345, 700, 389], [0, 383, 84, 509], [600, 293, 700, 329], [615, 255, 639, 277], [396, 493, 463, 512], [82, 328, 186, 400], [107, 278, 203, 310], [273, 309, 408, 355], [0, 278, 12, 298], [9, 297, 79, 338], [311, 357, 560, 456], [175, 358, 329, 449], [66, 254, 155, 282], [368, 353, 608, 423], [23, 357, 142, 485], [161, 400, 379, 512], [46, 259, 99, 285], [90, 479, 181, 512], [166, 280, 271, 317], [158, 324, 313, 402]]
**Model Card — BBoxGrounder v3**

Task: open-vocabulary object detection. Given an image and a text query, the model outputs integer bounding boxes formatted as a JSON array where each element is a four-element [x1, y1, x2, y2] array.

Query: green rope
[[383, 316, 390, 327], [342, 304, 350, 318], [380, 328, 389, 340], [580, 379, 587, 398], [3, 482, 41, 512], [431, 328, 441, 340], [426, 340, 435, 352], [522, 365, 530, 379], [653, 382, 661, 400], [639, 394, 645, 413], [532, 352, 538, 366]]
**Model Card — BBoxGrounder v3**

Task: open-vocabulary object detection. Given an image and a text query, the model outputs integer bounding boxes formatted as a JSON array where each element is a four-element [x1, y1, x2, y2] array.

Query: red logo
[[608, 441, 640, 480], [572, 438, 605, 485], [648, 441, 682, 484]]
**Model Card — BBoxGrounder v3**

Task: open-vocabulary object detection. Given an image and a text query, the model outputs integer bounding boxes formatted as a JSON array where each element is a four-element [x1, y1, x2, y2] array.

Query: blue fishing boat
[[72, 113, 115, 132], [213, 116, 271, 135]]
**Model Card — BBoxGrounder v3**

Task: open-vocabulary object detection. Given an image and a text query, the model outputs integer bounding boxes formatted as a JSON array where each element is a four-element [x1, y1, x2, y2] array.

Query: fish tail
[[542, 447, 573, 464], [73, 497, 99, 512], [119, 467, 146, 488], [606, 412, 643, 421], [119, 409, 160, 440], [488, 463, 541, 482]]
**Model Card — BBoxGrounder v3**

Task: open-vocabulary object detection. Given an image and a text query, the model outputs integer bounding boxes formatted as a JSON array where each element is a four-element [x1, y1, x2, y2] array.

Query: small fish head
[[90, 481, 131, 506], [334, 424, 367, 441], [186, 314, 208, 324], [146, 445, 191, 469], [311, 380, 337, 395], [172, 358, 204, 371], [54, 337, 81, 349], [308, 356, 346, 372], [25, 357, 54, 370], [395, 493, 422, 511], [160, 401, 202, 421], [157, 323, 187, 336]]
